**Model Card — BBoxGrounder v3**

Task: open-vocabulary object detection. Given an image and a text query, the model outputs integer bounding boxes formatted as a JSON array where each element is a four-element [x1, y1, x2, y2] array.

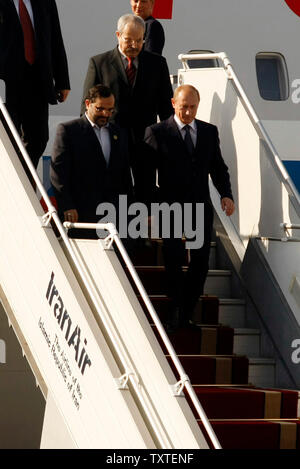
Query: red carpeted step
[[187, 386, 299, 420], [200, 420, 281, 449], [166, 355, 249, 385], [188, 387, 266, 419], [267, 388, 299, 418], [138, 295, 220, 325], [199, 419, 300, 449], [152, 325, 233, 355], [135, 266, 167, 294]]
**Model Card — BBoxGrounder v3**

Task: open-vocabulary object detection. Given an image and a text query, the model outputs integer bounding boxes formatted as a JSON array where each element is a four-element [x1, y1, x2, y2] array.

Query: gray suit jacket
[[81, 47, 173, 143]]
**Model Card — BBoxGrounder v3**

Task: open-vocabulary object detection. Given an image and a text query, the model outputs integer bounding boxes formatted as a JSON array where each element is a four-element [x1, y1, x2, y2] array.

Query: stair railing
[[63, 221, 221, 449], [178, 52, 300, 217]]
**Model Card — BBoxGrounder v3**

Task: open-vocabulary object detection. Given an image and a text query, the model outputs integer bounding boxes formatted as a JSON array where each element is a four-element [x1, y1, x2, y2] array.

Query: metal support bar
[[172, 375, 190, 397], [115, 372, 136, 390]]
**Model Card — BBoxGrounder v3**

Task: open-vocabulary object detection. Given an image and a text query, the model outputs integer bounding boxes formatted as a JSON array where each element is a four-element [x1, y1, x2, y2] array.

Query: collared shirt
[[174, 114, 197, 147], [85, 113, 111, 165], [12, 0, 35, 27]]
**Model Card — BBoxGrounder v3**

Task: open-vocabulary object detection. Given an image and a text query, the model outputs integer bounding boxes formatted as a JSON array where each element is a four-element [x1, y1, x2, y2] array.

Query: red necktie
[[126, 57, 136, 87], [19, 0, 35, 65]]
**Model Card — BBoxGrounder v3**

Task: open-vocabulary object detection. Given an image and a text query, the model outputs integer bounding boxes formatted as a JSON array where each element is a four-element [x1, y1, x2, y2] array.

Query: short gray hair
[[117, 14, 145, 34]]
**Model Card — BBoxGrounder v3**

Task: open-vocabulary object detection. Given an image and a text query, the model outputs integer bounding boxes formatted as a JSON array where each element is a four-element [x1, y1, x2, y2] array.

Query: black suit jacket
[[144, 16, 165, 55], [140, 115, 233, 206], [0, 0, 70, 104], [50, 116, 133, 222], [81, 47, 173, 142]]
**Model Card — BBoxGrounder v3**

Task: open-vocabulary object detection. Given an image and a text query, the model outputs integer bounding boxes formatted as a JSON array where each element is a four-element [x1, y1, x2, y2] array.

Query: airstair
[[1, 51, 300, 449], [0, 98, 215, 449]]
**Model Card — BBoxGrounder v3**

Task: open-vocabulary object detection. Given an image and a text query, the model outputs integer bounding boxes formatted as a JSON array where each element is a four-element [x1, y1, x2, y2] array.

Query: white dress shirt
[[174, 114, 197, 148], [12, 0, 35, 27], [85, 113, 111, 165]]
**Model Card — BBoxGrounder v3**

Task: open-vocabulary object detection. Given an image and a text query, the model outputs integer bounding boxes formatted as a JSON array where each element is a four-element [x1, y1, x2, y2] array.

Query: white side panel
[[40, 392, 76, 449], [0, 120, 154, 448], [68, 238, 208, 449], [258, 239, 300, 325]]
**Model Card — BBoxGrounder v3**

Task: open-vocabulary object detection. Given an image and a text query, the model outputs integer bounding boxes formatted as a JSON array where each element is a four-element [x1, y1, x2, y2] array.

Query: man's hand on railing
[[221, 197, 235, 216], [64, 209, 79, 223]]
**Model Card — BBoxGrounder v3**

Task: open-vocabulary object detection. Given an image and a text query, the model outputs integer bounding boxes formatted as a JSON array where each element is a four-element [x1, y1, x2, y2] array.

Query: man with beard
[[51, 85, 133, 238]]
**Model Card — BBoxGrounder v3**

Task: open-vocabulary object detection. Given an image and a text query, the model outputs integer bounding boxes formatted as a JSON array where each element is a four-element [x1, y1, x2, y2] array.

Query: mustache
[[126, 47, 139, 53]]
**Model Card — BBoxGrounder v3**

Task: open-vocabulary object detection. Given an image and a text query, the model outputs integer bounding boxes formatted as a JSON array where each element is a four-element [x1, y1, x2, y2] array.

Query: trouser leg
[[183, 204, 214, 316], [5, 64, 49, 169]]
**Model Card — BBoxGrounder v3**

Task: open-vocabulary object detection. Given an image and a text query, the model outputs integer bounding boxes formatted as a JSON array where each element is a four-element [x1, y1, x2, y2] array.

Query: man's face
[[85, 95, 115, 127], [117, 23, 144, 58], [130, 0, 154, 20], [172, 89, 200, 125]]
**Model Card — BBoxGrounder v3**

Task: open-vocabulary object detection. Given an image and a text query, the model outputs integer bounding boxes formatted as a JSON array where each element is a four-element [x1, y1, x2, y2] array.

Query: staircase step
[[218, 298, 246, 328], [135, 266, 231, 297], [199, 419, 300, 449], [187, 386, 299, 420], [140, 294, 219, 325], [152, 324, 234, 355], [248, 358, 276, 388], [166, 355, 249, 385], [234, 328, 261, 357]]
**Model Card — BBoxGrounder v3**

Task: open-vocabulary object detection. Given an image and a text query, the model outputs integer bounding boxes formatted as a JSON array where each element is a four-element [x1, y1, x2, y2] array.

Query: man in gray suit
[[81, 14, 173, 179]]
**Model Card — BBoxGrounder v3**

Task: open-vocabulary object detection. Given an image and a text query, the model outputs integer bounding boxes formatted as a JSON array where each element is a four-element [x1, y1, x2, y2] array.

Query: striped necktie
[[126, 57, 136, 87], [19, 0, 35, 65]]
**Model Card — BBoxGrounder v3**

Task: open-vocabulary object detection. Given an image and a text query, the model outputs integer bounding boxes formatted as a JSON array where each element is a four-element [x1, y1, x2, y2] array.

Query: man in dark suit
[[0, 0, 70, 168], [81, 13, 173, 172], [130, 0, 165, 55], [51, 85, 133, 239], [140, 85, 235, 330]]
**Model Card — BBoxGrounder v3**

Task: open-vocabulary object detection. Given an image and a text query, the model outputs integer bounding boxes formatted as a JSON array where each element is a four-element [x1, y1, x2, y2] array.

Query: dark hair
[[86, 84, 113, 102]]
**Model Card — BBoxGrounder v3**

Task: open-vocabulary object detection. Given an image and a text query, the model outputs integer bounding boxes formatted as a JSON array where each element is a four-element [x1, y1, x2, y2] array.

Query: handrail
[[64, 221, 222, 450], [281, 223, 300, 230], [0, 97, 221, 449], [178, 52, 300, 213]]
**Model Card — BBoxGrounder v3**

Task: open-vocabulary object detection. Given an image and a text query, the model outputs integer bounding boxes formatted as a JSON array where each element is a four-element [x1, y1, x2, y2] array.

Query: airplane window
[[187, 50, 219, 69], [256, 53, 289, 101]]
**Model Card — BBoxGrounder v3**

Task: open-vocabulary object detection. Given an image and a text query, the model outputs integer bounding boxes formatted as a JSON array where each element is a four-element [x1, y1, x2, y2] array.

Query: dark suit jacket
[[140, 115, 233, 206], [144, 16, 165, 55], [0, 0, 70, 104], [81, 47, 173, 142], [50, 116, 133, 222]]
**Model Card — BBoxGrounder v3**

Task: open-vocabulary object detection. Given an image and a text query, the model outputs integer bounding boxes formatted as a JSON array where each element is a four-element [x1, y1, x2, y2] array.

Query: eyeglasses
[[120, 35, 144, 46], [93, 106, 115, 114]]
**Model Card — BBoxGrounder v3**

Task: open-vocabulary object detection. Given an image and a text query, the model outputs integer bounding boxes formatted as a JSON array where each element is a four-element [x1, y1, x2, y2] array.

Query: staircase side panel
[[0, 120, 154, 448]]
